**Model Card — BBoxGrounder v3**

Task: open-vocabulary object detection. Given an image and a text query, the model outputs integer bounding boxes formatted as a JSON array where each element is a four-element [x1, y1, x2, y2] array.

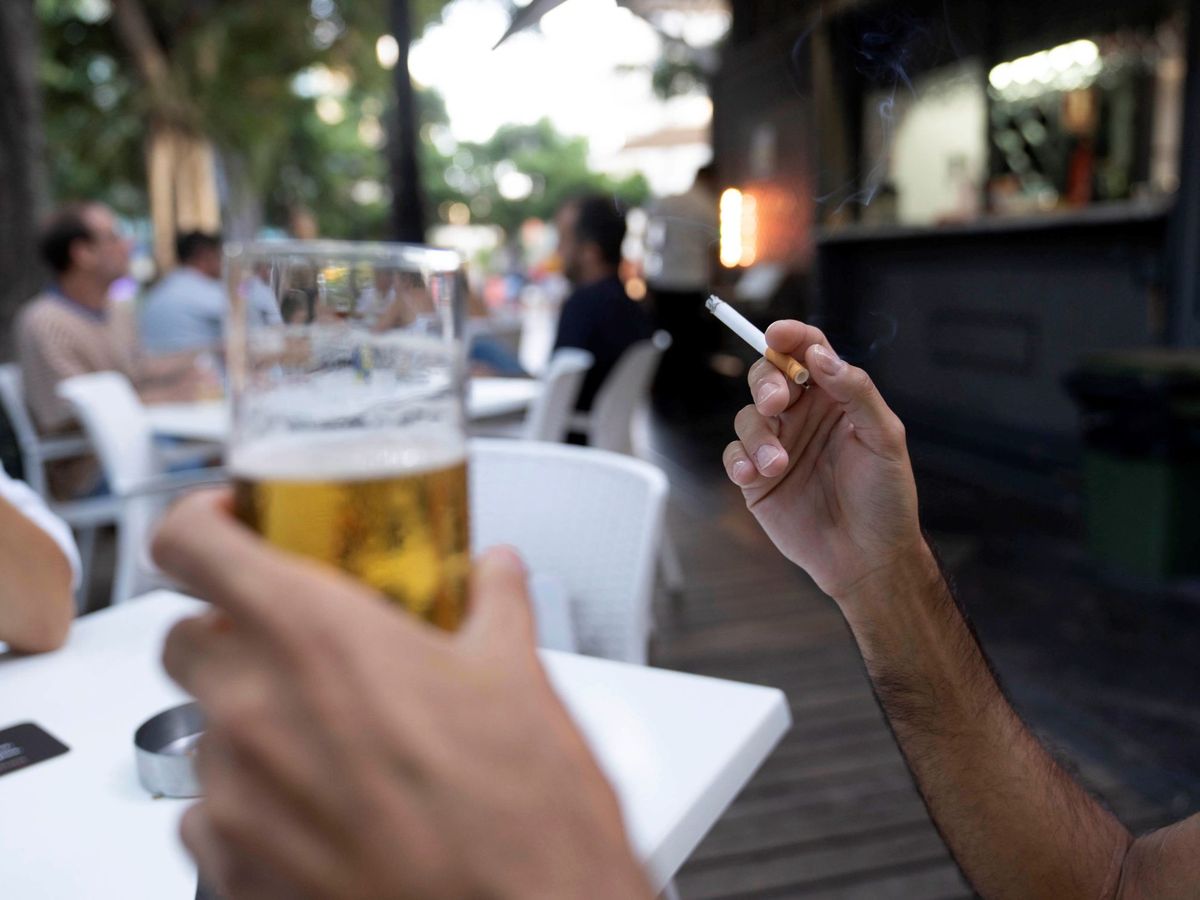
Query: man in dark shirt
[[552, 194, 652, 411]]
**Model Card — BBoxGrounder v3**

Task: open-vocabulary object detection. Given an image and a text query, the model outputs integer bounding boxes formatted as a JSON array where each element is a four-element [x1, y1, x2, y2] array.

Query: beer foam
[[230, 429, 466, 482]]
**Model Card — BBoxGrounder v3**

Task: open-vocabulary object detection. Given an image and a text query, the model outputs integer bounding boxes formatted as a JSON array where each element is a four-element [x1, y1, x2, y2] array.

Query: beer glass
[[224, 241, 468, 630]]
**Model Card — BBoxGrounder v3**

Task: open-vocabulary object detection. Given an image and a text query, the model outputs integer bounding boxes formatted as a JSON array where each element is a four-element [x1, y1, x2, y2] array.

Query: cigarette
[[706, 296, 810, 386]]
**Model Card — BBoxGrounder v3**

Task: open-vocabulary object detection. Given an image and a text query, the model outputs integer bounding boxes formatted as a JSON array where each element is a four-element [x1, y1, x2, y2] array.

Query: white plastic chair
[[571, 331, 671, 455], [0, 364, 93, 498], [473, 349, 594, 443], [521, 349, 593, 441], [567, 332, 684, 593], [0, 363, 119, 603], [57, 372, 226, 606], [470, 439, 667, 664]]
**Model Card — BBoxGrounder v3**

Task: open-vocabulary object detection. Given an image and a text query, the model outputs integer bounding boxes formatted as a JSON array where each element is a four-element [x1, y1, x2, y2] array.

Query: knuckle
[[207, 682, 269, 738], [179, 804, 205, 850], [747, 358, 773, 384], [160, 622, 190, 681], [206, 794, 249, 847], [149, 516, 181, 571], [847, 366, 874, 397], [733, 403, 758, 432]]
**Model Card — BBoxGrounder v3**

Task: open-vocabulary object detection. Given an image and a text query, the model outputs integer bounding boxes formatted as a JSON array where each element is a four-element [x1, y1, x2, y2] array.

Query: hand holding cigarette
[[720, 318, 923, 604], [706, 296, 810, 386]]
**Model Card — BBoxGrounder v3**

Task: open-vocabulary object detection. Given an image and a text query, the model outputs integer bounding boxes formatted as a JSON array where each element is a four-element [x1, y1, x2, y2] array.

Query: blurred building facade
[[712, 0, 1200, 501]]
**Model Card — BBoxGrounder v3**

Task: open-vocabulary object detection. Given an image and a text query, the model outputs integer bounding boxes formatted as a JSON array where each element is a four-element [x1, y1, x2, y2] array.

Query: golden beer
[[232, 434, 469, 630]]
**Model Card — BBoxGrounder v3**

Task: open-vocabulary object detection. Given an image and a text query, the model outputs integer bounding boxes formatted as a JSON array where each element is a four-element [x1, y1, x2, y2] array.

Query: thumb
[[462, 545, 537, 654], [804, 344, 907, 460]]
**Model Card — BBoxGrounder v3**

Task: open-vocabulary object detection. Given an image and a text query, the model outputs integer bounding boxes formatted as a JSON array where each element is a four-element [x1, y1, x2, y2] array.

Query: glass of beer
[[223, 240, 468, 630]]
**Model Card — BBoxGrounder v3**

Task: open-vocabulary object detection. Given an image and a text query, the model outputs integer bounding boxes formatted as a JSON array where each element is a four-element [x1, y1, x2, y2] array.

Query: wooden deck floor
[[643, 413, 1199, 899]]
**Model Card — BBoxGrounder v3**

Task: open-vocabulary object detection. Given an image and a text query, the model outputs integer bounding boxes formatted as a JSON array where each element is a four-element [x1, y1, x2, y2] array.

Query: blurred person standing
[[552, 194, 651, 412], [15, 203, 211, 497], [643, 164, 720, 415], [0, 461, 79, 653]]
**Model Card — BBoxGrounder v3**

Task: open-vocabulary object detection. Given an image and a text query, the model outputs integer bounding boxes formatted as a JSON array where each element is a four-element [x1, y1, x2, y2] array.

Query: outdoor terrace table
[[0, 591, 789, 897], [146, 377, 542, 444]]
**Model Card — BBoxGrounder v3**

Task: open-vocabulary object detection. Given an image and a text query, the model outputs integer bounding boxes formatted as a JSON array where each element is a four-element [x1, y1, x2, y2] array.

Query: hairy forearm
[[0, 502, 74, 653], [135, 349, 206, 395], [836, 545, 1131, 899]]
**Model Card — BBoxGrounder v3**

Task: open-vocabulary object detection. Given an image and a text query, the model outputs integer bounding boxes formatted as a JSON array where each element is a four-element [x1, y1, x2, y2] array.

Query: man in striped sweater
[[16, 203, 208, 497]]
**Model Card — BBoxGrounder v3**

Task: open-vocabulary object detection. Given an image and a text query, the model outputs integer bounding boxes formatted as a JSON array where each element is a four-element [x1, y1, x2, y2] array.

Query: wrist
[[833, 539, 944, 632]]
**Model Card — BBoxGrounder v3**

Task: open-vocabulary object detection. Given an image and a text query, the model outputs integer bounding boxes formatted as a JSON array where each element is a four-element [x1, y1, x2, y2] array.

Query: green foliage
[[35, 0, 649, 242], [39, 0, 145, 215], [428, 119, 650, 234]]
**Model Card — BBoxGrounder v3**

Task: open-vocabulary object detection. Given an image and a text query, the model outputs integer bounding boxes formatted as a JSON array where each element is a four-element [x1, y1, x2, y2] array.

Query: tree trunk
[[146, 124, 221, 270], [389, 0, 427, 243], [0, 0, 48, 360], [112, 0, 220, 272]]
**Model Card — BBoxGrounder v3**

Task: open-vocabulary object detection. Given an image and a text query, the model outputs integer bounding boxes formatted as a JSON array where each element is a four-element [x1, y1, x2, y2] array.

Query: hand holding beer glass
[[224, 241, 469, 630]]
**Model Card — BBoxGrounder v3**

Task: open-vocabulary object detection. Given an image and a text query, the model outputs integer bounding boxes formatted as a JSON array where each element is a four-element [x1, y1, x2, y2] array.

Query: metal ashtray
[[134, 702, 205, 798]]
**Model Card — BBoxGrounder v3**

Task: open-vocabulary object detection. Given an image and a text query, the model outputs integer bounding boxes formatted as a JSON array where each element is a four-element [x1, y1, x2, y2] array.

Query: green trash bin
[[1066, 350, 1200, 580]]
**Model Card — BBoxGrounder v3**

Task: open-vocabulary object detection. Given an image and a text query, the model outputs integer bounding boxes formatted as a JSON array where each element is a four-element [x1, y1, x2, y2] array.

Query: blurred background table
[[146, 377, 542, 444]]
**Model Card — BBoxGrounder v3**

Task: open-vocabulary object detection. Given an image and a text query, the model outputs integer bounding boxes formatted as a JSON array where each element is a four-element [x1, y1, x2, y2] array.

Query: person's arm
[[847, 545, 1200, 899], [0, 491, 75, 653], [134, 348, 224, 405], [723, 320, 1200, 900], [135, 348, 203, 385]]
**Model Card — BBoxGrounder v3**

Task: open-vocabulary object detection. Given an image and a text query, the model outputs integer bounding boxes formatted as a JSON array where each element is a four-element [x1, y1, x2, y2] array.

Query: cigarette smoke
[[795, 13, 939, 211]]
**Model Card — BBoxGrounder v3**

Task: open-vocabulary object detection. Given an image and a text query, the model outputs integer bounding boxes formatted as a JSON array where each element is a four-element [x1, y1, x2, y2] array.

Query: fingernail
[[756, 382, 780, 404], [755, 446, 781, 470], [732, 459, 751, 482], [812, 345, 845, 376]]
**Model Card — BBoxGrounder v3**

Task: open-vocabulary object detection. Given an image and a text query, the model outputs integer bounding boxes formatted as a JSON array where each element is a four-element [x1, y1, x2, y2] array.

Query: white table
[[0, 592, 788, 897], [147, 378, 542, 444]]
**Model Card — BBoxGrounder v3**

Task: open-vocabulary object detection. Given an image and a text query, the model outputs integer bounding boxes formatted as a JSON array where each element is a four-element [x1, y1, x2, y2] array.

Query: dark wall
[[714, 0, 1193, 498], [817, 212, 1168, 468]]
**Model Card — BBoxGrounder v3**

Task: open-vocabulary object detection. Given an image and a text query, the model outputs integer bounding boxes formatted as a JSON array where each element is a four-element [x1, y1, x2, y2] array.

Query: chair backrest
[[587, 330, 672, 455], [470, 439, 667, 664], [58, 373, 166, 604], [522, 349, 593, 442], [0, 364, 45, 495], [57, 372, 159, 496]]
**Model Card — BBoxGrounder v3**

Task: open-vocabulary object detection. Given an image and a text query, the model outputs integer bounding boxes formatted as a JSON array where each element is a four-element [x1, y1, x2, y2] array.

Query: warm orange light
[[740, 193, 758, 267], [625, 276, 647, 301], [720, 187, 760, 268], [719, 188, 743, 268]]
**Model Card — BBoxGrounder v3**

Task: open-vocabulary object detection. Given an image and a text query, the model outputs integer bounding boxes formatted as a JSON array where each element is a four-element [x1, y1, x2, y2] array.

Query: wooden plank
[[677, 825, 958, 899], [691, 801, 939, 862]]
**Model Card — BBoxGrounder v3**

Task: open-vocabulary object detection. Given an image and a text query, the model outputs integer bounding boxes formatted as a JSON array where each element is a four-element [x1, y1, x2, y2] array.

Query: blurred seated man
[[552, 193, 651, 411], [141, 231, 281, 354], [0, 461, 79, 653], [139, 231, 227, 354], [151, 320, 1199, 898], [16, 204, 213, 497]]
